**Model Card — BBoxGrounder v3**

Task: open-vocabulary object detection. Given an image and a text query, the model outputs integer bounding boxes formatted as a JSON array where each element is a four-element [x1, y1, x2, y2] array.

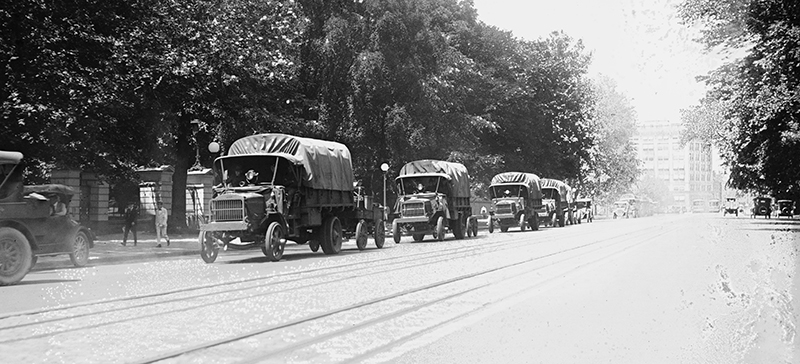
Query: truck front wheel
[[374, 221, 385, 249], [199, 231, 218, 263], [392, 220, 401, 244], [0, 227, 32, 286], [262, 222, 285, 261], [435, 216, 445, 241]]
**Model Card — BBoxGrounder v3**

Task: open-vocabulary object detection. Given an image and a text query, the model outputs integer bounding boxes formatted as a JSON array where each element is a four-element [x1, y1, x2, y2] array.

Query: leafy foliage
[[680, 0, 800, 198]]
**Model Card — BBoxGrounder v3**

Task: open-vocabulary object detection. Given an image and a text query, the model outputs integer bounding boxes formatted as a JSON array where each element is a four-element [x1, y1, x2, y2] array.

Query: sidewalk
[[32, 231, 201, 271]]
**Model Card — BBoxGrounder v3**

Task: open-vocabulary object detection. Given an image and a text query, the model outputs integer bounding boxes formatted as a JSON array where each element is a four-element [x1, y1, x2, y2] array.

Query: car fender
[[0, 219, 39, 251]]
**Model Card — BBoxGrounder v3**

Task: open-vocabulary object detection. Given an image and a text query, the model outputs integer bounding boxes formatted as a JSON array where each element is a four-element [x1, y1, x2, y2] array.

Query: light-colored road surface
[[0, 214, 796, 364]]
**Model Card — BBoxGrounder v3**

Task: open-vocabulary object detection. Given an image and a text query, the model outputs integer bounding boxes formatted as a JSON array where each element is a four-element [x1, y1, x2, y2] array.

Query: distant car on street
[[0, 151, 94, 285], [751, 197, 772, 219], [777, 200, 794, 218]]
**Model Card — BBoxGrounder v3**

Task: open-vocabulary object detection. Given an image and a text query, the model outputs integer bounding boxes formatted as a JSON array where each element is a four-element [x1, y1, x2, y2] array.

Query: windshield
[[214, 156, 297, 188], [489, 184, 526, 199], [542, 188, 560, 200], [397, 176, 448, 196]]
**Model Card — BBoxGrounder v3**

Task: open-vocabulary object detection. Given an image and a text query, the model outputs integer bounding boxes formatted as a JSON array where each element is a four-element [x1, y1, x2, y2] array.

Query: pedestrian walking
[[155, 201, 170, 247], [121, 202, 139, 246]]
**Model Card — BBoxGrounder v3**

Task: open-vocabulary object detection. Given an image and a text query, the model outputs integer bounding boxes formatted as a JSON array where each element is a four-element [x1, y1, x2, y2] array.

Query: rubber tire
[[530, 214, 539, 231], [500, 225, 508, 232], [435, 216, 445, 241], [488, 219, 494, 233], [0, 227, 32, 286], [355, 220, 368, 251], [199, 231, 218, 263], [558, 214, 565, 227], [519, 214, 526, 232], [309, 240, 320, 252], [262, 221, 285, 261], [452, 215, 466, 239], [321, 216, 342, 255], [412, 234, 425, 242], [374, 221, 385, 249], [471, 219, 478, 237], [69, 230, 91, 267], [392, 220, 401, 244]]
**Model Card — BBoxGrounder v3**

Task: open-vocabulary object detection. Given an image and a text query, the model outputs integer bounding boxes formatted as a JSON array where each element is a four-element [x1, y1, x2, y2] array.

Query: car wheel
[[69, 230, 91, 267], [0, 227, 32, 286], [262, 221, 285, 261], [199, 231, 219, 263]]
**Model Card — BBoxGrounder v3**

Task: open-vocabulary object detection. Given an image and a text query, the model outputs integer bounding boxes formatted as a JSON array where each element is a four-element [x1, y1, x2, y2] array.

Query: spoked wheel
[[0, 227, 32, 286], [392, 220, 401, 244], [519, 213, 526, 232], [199, 231, 219, 263], [435, 216, 445, 241], [321, 216, 342, 255], [374, 221, 385, 249], [69, 230, 91, 267], [262, 221, 285, 261], [355, 220, 368, 251]]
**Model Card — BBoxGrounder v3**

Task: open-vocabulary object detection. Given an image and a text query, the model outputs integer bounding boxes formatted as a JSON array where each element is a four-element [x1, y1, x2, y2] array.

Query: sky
[[471, 0, 734, 123]]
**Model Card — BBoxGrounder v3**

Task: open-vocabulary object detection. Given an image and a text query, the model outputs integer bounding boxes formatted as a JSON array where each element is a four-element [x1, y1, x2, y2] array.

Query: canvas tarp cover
[[398, 160, 470, 198], [0, 151, 23, 164], [227, 134, 354, 191], [490, 172, 543, 200], [540, 178, 569, 198]]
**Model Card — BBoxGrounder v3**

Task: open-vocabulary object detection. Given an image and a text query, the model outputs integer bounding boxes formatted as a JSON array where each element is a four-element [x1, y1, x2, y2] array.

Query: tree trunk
[[170, 118, 193, 233]]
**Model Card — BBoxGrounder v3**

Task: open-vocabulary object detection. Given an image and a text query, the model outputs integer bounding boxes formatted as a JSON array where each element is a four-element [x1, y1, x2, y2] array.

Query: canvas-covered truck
[[1, 151, 94, 285], [391, 160, 476, 242], [487, 172, 543, 233], [199, 134, 385, 263], [538, 178, 570, 227]]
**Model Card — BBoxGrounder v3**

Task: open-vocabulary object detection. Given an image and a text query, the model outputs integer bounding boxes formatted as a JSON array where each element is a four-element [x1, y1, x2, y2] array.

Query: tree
[[679, 0, 800, 198]]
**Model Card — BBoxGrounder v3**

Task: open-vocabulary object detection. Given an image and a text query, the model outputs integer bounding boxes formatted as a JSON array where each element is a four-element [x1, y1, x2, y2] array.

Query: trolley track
[[0, 220, 666, 364], [140, 225, 668, 364], [0, 224, 608, 333]]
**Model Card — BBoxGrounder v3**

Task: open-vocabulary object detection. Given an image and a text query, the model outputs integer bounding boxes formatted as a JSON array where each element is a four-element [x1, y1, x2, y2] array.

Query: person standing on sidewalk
[[155, 201, 170, 247], [121, 202, 139, 246]]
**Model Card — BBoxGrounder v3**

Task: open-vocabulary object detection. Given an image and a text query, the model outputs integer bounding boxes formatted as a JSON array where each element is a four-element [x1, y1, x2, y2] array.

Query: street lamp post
[[380, 163, 389, 221]]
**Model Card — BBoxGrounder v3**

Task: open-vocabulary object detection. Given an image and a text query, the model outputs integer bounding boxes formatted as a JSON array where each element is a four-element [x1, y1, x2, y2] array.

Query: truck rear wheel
[[374, 221, 385, 249], [412, 234, 424, 242], [355, 220, 368, 251], [262, 222, 285, 261], [321, 216, 342, 255], [530, 214, 539, 231], [0, 227, 32, 286], [452, 216, 466, 239]]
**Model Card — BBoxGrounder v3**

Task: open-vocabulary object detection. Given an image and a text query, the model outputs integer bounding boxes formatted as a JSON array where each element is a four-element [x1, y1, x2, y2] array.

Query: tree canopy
[[2, 0, 640, 226], [679, 0, 800, 198]]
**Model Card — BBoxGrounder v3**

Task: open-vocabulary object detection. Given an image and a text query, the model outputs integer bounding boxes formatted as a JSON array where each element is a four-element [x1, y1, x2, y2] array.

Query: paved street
[[1, 213, 797, 364]]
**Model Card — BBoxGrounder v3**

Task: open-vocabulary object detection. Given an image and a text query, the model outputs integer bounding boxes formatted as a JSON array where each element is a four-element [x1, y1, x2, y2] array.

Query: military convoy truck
[[538, 178, 571, 227], [391, 160, 476, 242], [1, 151, 94, 285], [199, 134, 385, 263], [487, 172, 543, 232]]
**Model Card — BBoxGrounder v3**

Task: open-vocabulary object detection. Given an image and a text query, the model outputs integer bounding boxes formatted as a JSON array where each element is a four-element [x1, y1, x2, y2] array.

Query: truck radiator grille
[[402, 203, 425, 217], [212, 199, 244, 222], [496, 204, 514, 215]]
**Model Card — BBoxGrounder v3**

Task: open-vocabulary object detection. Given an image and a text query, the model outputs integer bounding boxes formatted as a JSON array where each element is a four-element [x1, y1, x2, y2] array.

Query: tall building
[[633, 119, 714, 211]]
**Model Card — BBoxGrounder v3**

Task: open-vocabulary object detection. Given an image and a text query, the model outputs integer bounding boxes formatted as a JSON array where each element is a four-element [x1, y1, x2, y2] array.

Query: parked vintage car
[[538, 178, 571, 227], [487, 172, 543, 233], [1, 151, 94, 285], [199, 134, 385, 263], [722, 197, 739, 216], [575, 198, 593, 223], [777, 199, 794, 218], [392, 160, 476, 242], [751, 197, 772, 219]]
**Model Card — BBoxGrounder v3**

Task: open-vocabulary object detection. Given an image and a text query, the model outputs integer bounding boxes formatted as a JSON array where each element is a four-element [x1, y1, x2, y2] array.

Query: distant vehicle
[[487, 172, 543, 233], [1, 151, 94, 286], [575, 198, 593, 223], [199, 134, 385, 263], [708, 199, 720, 213], [777, 200, 794, 218], [392, 160, 476, 242], [722, 197, 739, 216], [751, 197, 772, 219], [612, 200, 632, 219], [691, 199, 706, 213], [538, 178, 571, 227]]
